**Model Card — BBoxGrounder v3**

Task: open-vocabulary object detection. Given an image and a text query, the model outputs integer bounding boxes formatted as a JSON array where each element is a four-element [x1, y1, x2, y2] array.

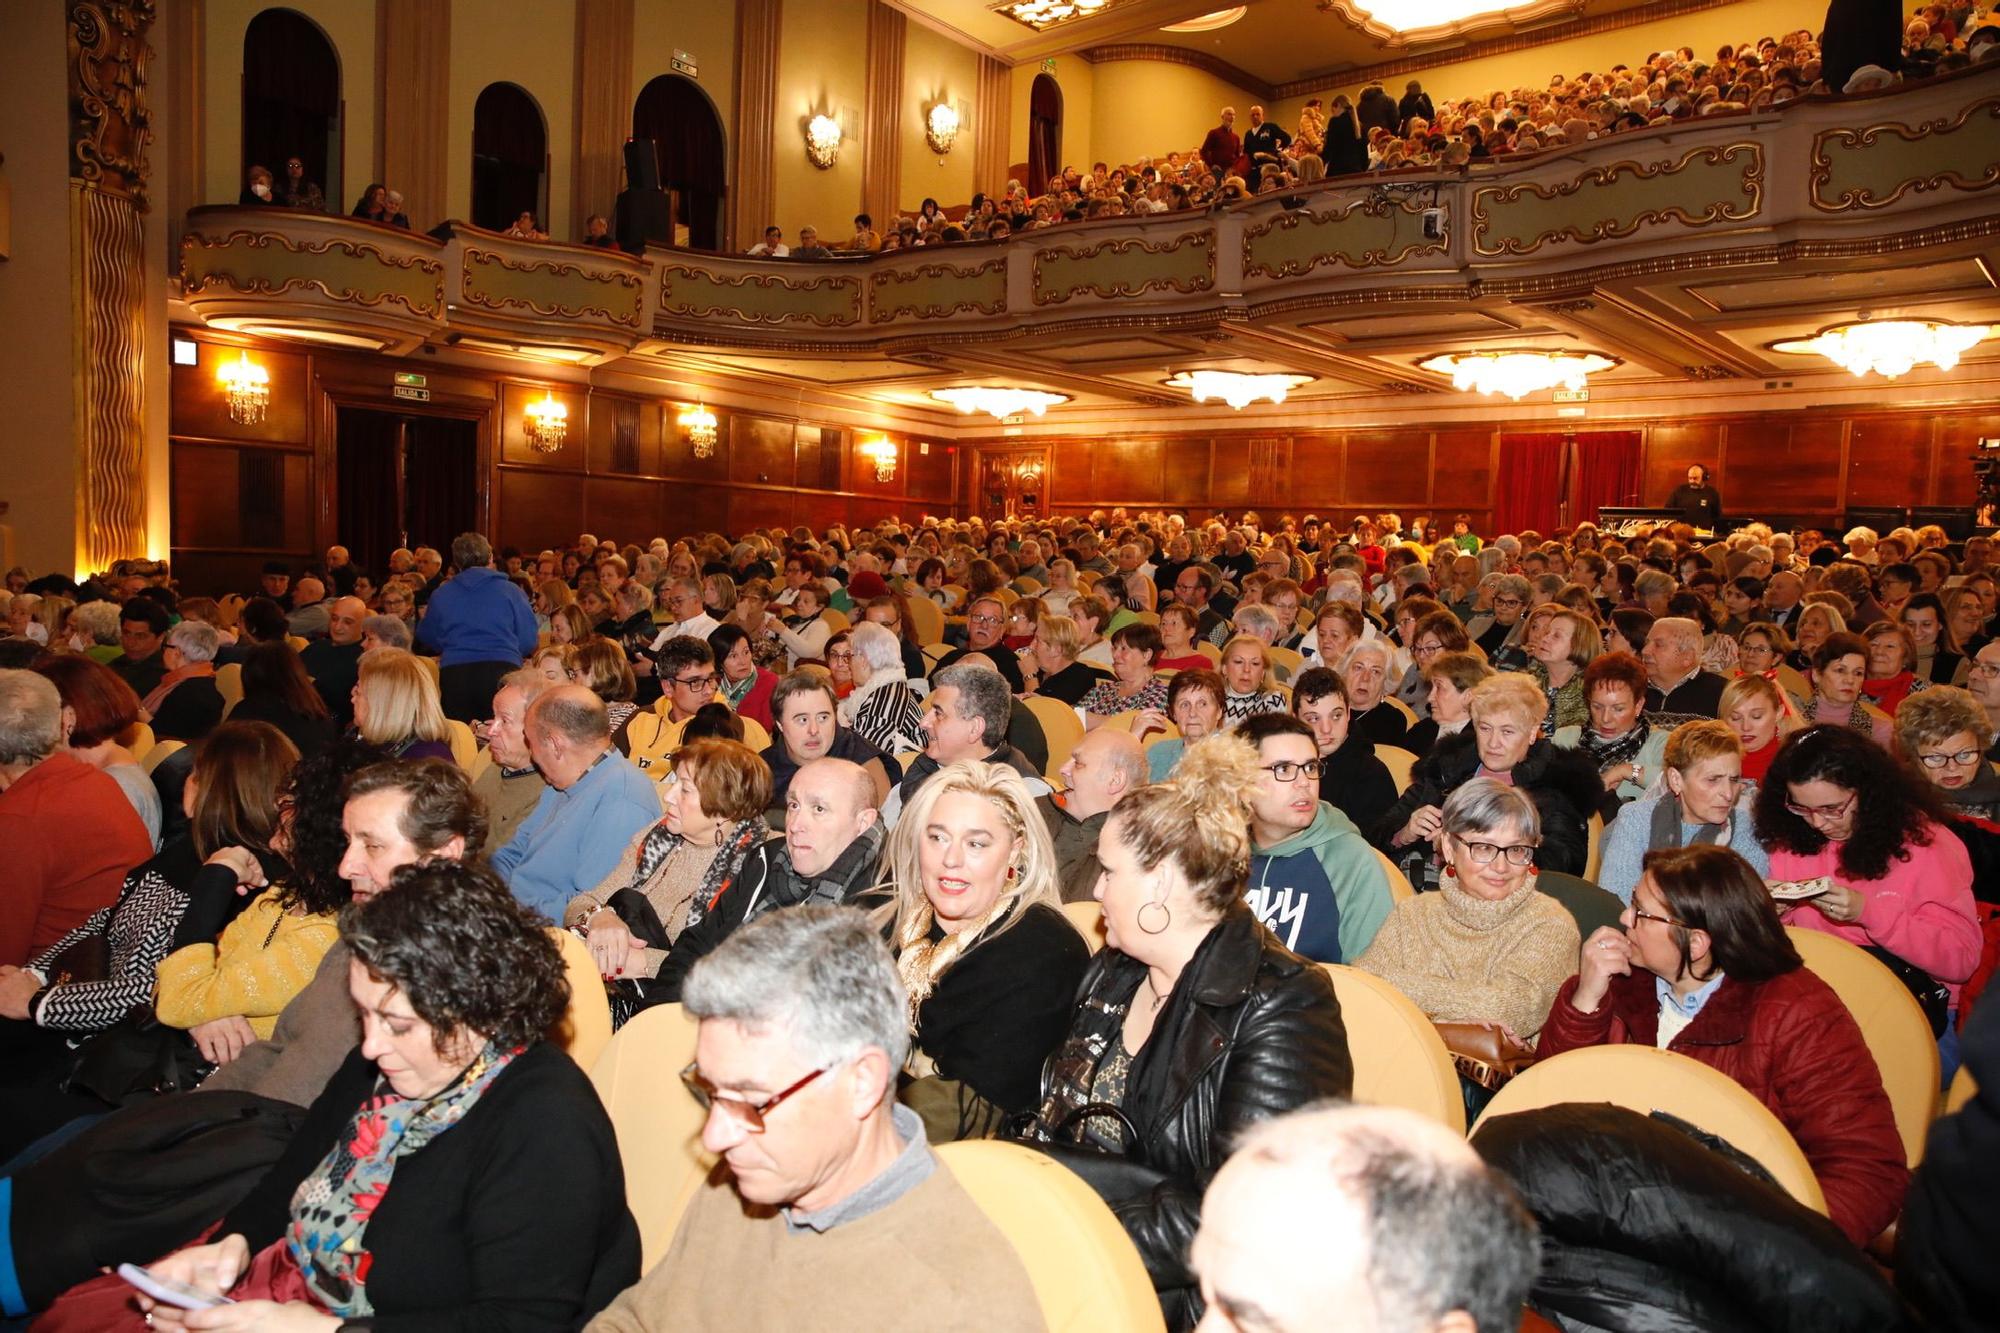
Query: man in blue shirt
[[494, 684, 661, 920], [415, 531, 539, 722]]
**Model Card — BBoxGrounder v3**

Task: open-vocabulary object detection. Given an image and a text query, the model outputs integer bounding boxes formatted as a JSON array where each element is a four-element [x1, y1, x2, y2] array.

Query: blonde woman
[[877, 759, 1091, 1140], [1787, 601, 1846, 671], [1219, 633, 1287, 723], [351, 648, 452, 760], [1720, 672, 1792, 785], [528, 643, 573, 685]]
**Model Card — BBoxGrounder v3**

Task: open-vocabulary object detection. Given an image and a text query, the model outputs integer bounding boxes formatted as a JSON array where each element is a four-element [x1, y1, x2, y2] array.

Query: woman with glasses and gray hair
[[839, 621, 924, 755], [143, 619, 225, 742], [1358, 779, 1579, 1053]]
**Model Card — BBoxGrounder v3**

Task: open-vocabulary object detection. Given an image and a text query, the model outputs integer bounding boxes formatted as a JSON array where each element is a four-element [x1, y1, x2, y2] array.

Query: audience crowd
[[3, 482, 2000, 1328]]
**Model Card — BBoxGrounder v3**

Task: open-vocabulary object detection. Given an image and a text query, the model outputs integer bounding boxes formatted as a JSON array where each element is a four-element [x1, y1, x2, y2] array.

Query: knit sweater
[[199, 940, 359, 1107], [153, 888, 340, 1037], [1357, 877, 1579, 1039], [566, 833, 725, 977]]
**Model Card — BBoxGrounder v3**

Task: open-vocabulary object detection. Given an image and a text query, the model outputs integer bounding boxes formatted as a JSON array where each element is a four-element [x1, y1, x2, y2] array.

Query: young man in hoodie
[[1241, 713, 1392, 963]]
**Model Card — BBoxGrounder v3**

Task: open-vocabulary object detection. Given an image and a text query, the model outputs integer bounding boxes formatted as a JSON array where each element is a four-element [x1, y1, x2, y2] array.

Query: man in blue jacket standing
[[416, 531, 539, 722]]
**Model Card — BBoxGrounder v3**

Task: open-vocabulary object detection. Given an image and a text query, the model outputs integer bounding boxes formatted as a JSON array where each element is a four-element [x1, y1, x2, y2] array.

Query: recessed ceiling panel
[[1686, 263, 1991, 315], [1300, 310, 1523, 342]]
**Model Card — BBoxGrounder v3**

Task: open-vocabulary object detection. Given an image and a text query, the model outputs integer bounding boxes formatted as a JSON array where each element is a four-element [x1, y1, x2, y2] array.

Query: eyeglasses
[[827, 650, 855, 662], [674, 673, 718, 691], [1972, 659, 2000, 677], [680, 1061, 827, 1133], [1493, 596, 1525, 608], [1412, 640, 1444, 657], [968, 614, 1002, 627], [1629, 905, 1688, 930], [1455, 840, 1537, 866], [1918, 748, 1983, 769], [1783, 791, 1857, 821], [1262, 759, 1323, 782]]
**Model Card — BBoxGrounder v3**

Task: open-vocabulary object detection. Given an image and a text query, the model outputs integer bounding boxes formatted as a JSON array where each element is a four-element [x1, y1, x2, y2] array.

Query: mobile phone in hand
[[116, 1263, 234, 1311]]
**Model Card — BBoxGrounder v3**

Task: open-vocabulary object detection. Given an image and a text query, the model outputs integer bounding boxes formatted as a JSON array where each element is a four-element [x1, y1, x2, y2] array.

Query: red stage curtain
[[1496, 434, 1566, 535], [1572, 431, 1644, 525]]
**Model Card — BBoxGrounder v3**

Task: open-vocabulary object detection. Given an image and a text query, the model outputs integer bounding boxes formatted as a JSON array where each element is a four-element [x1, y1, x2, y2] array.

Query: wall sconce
[[860, 435, 898, 483], [216, 350, 270, 425], [679, 402, 719, 458], [524, 391, 568, 453], [925, 103, 960, 156], [805, 114, 843, 169]]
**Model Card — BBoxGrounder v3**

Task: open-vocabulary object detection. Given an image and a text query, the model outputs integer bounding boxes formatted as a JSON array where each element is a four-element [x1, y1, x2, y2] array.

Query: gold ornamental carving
[[68, 0, 157, 208], [869, 259, 1008, 323], [1242, 196, 1445, 279], [75, 185, 149, 568], [1031, 232, 1216, 306], [180, 229, 448, 319], [461, 247, 645, 329], [659, 264, 864, 327], [1470, 143, 1764, 257], [1809, 98, 2000, 212]]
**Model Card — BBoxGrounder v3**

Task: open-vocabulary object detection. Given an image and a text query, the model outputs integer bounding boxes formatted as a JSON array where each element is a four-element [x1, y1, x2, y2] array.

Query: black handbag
[[63, 1007, 215, 1105], [1862, 944, 1951, 1037]]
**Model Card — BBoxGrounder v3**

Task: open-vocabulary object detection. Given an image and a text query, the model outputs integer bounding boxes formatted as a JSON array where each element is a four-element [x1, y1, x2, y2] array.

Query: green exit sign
[[1041, 58, 1057, 74], [394, 372, 427, 388]]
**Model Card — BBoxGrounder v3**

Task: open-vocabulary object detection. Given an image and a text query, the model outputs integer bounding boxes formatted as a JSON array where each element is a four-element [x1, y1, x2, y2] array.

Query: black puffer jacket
[[1020, 901, 1351, 1331], [1369, 732, 1603, 878], [1476, 1103, 1911, 1333]]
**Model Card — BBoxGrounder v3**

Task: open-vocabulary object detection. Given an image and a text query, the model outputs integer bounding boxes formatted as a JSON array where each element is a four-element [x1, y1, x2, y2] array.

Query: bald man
[[1191, 1104, 1539, 1333], [323, 545, 360, 597], [285, 575, 330, 639], [300, 595, 368, 724], [648, 757, 886, 1004], [1045, 728, 1147, 903]]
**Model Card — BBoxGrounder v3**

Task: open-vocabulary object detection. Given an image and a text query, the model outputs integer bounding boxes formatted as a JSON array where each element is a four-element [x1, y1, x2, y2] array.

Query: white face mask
[[252, 182, 271, 199]]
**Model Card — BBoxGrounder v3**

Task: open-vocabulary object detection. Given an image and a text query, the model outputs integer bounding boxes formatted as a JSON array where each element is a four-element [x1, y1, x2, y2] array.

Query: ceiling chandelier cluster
[[216, 350, 270, 425], [930, 387, 1069, 421], [524, 392, 568, 453], [1772, 319, 1993, 379], [1167, 370, 1311, 410], [1418, 350, 1617, 400], [1003, 0, 1112, 30], [678, 402, 718, 457]]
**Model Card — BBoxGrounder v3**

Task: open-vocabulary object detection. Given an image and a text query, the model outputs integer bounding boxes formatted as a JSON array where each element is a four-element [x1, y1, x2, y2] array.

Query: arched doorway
[[471, 82, 548, 233], [632, 75, 727, 250], [242, 8, 341, 208], [1028, 73, 1063, 193]]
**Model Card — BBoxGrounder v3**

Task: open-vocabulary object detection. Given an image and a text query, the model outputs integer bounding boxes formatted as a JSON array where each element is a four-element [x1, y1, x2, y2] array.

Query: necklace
[[1144, 971, 1171, 1011]]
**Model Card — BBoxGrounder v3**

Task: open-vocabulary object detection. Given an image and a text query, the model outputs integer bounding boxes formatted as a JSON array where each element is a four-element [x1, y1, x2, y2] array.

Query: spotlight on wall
[[216, 350, 270, 425], [860, 435, 898, 483], [679, 402, 719, 458], [524, 392, 568, 453], [926, 103, 960, 156], [806, 114, 843, 169]]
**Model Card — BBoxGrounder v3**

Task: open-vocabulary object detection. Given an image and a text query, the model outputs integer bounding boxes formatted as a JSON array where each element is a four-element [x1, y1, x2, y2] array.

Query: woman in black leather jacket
[[1016, 734, 1352, 1331]]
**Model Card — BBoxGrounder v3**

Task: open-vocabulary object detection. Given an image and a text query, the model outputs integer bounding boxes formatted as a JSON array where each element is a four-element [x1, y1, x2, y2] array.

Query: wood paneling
[[1640, 422, 1722, 503], [500, 383, 590, 468], [497, 469, 586, 552], [1845, 416, 1933, 508], [1092, 437, 1164, 501], [587, 395, 660, 476], [1345, 431, 1429, 506], [1431, 430, 1494, 509], [172, 444, 312, 550], [1726, 417, 1842, 515], [731, 415, 797, 487], [170, 345, 310, 444]]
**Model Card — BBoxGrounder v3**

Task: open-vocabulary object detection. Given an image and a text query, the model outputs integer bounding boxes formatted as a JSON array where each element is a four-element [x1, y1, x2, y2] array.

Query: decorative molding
[[1031, 232, 1215, 306], [1242, 196, 1444, 279], [181, 229, 448, 318], [76, 185, 149, 567], [1809, 97, 2000, 212], [1547, 298, 1598, 313], [869, 259, 1008, 322], [1682, 364, 1737, 380], [68, 0, 157, 208], [1314, 0, 1584, 50], [659, 263, 864, 327], [461, 246, 644, 328], [1079, 44, 1275, 101], [1470, 143, 1764, 256]]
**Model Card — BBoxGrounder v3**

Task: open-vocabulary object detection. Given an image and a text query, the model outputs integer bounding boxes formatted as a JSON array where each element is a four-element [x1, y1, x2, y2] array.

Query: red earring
[[1443, 864, 1457, 879]]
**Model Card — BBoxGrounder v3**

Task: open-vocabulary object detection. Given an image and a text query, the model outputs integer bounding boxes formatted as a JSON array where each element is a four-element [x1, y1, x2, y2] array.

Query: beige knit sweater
[[1356, 877, 1580, 1040], [565, 829, 723, 978]]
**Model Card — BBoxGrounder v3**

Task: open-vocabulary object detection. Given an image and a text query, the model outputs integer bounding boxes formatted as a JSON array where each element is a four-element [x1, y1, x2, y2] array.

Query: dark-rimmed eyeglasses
[[1262, 759, 1323, 782], [1456, 840, 1536, 866], [1629, 905, 1688, 930], [673, 673, 717, 692], [680, 1061, 827, 1133], [1917, 748, 1982, 769]]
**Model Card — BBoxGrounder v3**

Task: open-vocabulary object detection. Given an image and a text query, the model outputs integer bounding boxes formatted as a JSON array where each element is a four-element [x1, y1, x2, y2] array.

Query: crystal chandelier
[[679, 402, 719, 457], [1004, 0, 1111, 29], [860, 436, 898, 483], [926, 104, 960, 156], [216, 350, 270, 425], [1166, 370, 1311, 410], [524, 392, 568, 453], [1418, 350, 1616, 399], [929, 387, 1069, 421], [1771, 320, 1994, 379], [1331, 0, 1576, 31], [805, 114, 842, 169]]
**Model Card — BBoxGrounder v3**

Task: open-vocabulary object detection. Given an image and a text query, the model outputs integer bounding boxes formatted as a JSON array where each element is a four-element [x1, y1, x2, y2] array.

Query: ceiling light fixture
[[1004, 0, 1112, 31], [1771, 319, 1994, 379], [679, 402, 719, 457], [524, 392, 568, 453], [930, 387, 1069, 420], [926, 103, 960, 156], [805, 114, 843, 169], [860, 435, 899, 483], [1417, 350, 1616, 399], [1328, 0, 1568, 32], [216, 350, 270, 425], [1166, 370, 1311, 410], [1162, 6, 1247, 31]]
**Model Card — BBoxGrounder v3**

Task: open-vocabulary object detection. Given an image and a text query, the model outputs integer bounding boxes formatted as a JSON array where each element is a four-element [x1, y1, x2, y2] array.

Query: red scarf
[[141, 661, 214, 715]]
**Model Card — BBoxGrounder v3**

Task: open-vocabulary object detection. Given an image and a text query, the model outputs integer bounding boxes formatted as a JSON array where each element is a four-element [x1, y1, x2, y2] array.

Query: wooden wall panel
[[902, 438, 956, 500], [731, 415, 797, 487], [497, 469, 585, 552], [1289, 436, 1342, 506], [1642, 422, 1722, 501], [1727, 417, 1842, 515], [1431, 430, 1493, 509], [728, 487, 798, 534], [171, 445, 313, 551], [500, 383, 589, 468], [1345, 431, 1429, 506], [586, 395, 660, 477], [1092, 438, 1165, 501], [170, 345, 311, 444], [1209, 439, 1253, 507], [1846, 417, 1934, 508], [583, 476, 665, 543], [1161, 438, 1209, 505]]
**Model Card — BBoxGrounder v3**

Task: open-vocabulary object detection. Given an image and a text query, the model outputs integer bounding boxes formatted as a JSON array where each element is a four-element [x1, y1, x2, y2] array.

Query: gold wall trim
[[74, 185, 148, 568], [1809, 97, 2000, 212], [869, 259, 1008, 322], [659, 263, 865, 327], [461, 246, 645, 328], [1243, 197, 1445, 279], [1471, 143, 1763, 257], [181, 229, 448, 318], [1031, 232, 1215, 307], [69, 0, 157, 208]]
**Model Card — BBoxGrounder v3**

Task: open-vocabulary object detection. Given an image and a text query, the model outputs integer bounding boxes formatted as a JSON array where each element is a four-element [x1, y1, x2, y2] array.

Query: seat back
[[1380, 695, 1418, 727], [124, 722, 155, 758], [548, 928, 613, 1072], [443, 718, 479, 771], [1785, 926, 1938, 1167], [1534, 871, 1625, 939], [140, 739, 187, 776], [905, 595, 945, 646], [1370, 847, 1415, 904], [1945, 1065, 1977, 1116], [1322, 964, 1466, 1132], [285, 635, 310, 653], [590, 1003, 711, 1269], [934, 1140, 1166, 1333], [1374, 743, 1417, 795], [1025, 695, 1086, 779], [1268, 645, 1305, 685], [1477, 1045, 1828, 1215], [1062, 899, 1107, 954], [1195, 642, 1222, 666], [1583, 811, 1604, 883], [818, 607, 851, 633], [215, 663, 244, 717]]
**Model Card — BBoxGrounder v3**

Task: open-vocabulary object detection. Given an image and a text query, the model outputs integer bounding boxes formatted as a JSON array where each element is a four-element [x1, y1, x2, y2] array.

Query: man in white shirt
[[747, 225, 789, 257], [646, 577, 719, 662]]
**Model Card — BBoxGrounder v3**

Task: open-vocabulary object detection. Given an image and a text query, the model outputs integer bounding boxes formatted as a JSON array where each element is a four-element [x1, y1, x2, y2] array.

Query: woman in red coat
[[1537, 843, 1907, 1247]]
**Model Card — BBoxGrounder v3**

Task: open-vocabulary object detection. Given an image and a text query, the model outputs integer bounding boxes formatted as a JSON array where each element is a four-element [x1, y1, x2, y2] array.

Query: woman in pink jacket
[[1754, 725, 1980, 1069]]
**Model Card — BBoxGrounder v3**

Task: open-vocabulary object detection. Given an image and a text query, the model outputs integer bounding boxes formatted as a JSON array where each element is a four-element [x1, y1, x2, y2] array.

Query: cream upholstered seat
[[1945, 1065, 1977, 1116], [590, 1002, 710, 1269], [1321, 964, 1465, 1133], [140, 739, 186, 775], [1380, 695, 1418, 727], [1370, 846, 1415, 904], [1195, 642, 1222, 666], [1583, 811, 1604, 883], [818, 606, 851, 632], [1785, 927, 1938, 1167], [1374, 743, 1417, 795], [1267, 645, 1305, 685], [934, 1140, 1165, 1333], [1062, 899, 1107, 954], [1025, 694, 1086, 780], [1477, 1045, 1828, 1216], [548, 927, 613, 1073], [443, 718, 479, 771], [904, 594, 944, 646], [215, 662, 243, 717], [124, 722, 155, 759]]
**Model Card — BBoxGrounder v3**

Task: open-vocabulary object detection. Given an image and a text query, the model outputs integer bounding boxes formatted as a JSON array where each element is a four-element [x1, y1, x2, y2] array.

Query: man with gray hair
[[584, 906, 1043, 1332], [884, 664, 1049, 825], [0, 670, 151, 964], [415, 530, 539, 722], [360, 613, 412, 652], [1045, 728, 1146, 903], [493, 684, 660, 919], [1640, 616, 1726, 715], [473, 667, 555, 845], [1191, 1103, 1537, 1333], [147, 619, 226, 741]]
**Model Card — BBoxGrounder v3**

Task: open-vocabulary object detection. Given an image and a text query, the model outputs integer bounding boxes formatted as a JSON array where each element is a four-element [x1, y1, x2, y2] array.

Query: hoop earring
[[1137, 900, 1172, 935]]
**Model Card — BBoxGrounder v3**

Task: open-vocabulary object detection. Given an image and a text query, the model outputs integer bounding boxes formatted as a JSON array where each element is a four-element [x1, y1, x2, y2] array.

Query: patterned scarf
[[1579, 718, 1649, 772], [626, 816, 766, 934], [286, 1043, 520, 1317], [893, 892, 1023, 1031]]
